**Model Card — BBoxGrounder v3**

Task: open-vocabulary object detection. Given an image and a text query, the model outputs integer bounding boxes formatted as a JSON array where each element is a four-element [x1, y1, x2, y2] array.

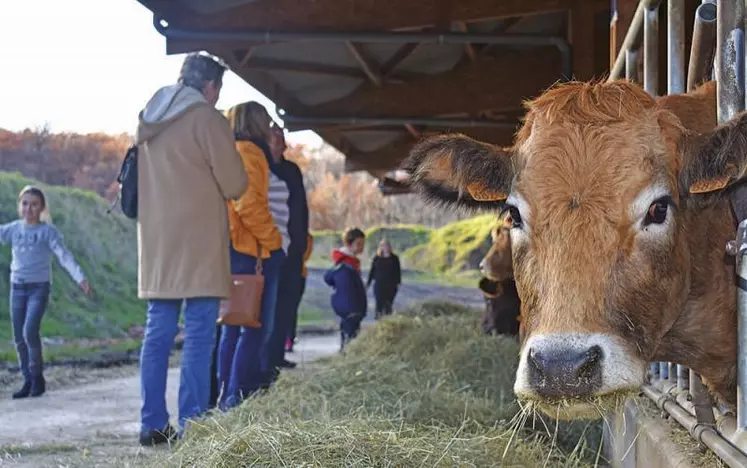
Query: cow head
[[479, 215, 514, 281], [402, 80, 747, 419]]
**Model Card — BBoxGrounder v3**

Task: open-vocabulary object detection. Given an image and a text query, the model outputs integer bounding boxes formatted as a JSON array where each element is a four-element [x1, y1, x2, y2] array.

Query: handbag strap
[[256, 241, 263, 275]]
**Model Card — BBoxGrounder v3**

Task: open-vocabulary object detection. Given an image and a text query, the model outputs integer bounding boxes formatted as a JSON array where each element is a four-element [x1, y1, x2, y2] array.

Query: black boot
[[279, 359, 297, 369], [30, 375, 45, 397], [12, 380, 31, 399], [139, 424, 178, 447]]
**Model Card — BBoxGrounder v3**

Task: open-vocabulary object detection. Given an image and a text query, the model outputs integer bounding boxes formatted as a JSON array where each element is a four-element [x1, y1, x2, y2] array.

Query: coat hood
[[135, 84, 208, 144], [332, 247, 361, 272]]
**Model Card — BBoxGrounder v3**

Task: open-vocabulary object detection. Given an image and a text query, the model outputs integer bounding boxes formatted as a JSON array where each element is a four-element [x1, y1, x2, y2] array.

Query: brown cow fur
[[402, 79, 747, 416]]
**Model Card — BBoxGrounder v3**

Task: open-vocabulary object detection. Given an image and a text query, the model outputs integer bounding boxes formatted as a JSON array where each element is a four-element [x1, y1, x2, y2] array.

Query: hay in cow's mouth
[[152, 300, 607, 467], [525, 390, 636, 421]]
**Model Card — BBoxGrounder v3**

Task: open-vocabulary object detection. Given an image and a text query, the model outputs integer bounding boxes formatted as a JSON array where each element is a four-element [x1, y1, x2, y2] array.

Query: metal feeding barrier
[[609, 1, 747, 466]]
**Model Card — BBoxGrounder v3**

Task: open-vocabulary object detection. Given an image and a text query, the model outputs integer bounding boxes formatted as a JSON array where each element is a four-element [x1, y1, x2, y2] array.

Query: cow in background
[[478, 215, 521, 338]]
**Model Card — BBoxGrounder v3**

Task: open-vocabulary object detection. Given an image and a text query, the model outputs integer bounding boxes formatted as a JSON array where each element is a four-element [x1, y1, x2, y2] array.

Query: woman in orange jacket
[[215, 101, 290, 410]]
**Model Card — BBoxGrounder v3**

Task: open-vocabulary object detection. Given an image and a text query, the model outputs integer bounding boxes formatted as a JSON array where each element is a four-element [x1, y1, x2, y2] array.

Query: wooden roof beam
[[452, 21, 476, 61], [344, 126, 519, 172], [345, 42, 383, 86], [286, 47, 561, 119], [165, 0, 608, 33], [243, 57, 369, 79]]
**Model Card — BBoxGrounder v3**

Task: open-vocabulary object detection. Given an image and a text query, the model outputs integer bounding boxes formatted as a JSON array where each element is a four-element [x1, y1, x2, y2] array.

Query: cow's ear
[[400, 133, 514, 211], [680, 110, 747, 198]]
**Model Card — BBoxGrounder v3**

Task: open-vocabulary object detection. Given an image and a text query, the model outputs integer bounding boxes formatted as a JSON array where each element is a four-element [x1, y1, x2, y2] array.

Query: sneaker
[[12, 380, 31, 399], [30, 375, 45, 398], [139, 424, 178, 447]]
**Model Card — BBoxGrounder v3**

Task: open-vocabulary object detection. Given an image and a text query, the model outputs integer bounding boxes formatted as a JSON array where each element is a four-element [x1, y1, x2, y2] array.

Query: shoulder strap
[[256, 241, 263, 275]]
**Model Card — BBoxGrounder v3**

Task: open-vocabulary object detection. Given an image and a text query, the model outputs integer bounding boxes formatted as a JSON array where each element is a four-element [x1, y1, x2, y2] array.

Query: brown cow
[[401, 79, 747, 419], [478, 216, 523, 338]]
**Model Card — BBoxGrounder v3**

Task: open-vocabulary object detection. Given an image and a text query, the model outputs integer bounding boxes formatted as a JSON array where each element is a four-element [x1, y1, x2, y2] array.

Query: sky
[[0, 0, 323, 147]]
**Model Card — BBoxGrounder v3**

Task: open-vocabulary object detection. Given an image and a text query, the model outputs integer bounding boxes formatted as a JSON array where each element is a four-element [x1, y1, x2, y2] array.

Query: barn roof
[[136, 0, 612, 184]]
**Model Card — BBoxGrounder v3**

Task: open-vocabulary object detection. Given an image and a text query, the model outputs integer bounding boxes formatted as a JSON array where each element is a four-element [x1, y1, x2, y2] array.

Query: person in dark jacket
[[367, 239, 401, 319], [324, 228, 367, 351], [478, 277, 520, 337], [268, 125, 310, 371]]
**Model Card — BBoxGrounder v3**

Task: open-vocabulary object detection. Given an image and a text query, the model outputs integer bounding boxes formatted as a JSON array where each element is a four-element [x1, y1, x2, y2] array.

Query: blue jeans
[[10, 282, 51, 380], [218, 246, 285, 409], [140, 297, 219, 433]]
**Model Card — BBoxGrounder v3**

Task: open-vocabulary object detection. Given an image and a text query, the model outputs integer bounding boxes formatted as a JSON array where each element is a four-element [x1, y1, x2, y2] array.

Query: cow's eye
[[504, 205, 523, 228], [644, 198, 670, 225]]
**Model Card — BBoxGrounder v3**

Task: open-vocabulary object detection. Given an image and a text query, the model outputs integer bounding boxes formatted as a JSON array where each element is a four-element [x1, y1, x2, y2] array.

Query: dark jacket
[[274, 158, 309, 261], [367, 254, 402, 294], [324, 249, 367, 318]]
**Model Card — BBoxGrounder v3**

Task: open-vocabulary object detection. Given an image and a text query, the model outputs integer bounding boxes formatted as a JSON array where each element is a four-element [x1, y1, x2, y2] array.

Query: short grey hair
[[178, 52, 228, 91]]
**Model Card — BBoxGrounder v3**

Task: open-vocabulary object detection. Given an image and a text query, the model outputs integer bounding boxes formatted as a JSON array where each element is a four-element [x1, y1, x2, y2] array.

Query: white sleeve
[[47, 227, 86, 284]]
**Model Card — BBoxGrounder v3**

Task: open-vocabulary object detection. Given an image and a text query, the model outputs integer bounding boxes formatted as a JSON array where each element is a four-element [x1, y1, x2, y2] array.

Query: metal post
[[688, 2, 718, 91], [626, 48, 640, 82], [644, 1, 661, 97], [690, 369, 717, 425], [738, 221, 747, 433], [716, 0, 747, 434], [642, 0, 667, 380], [715, 0, 745, 123], [668, 0, 689, 390]]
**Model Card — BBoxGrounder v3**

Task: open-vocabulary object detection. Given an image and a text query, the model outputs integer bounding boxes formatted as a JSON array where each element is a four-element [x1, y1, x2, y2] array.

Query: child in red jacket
[[324, 228, 367, 351]]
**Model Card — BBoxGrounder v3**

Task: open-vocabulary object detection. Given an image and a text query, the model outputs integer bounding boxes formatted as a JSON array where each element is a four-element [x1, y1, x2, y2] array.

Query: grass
[[310, 215, 497, 282], [0, 338, 141, 365], [153, 300, 604, 467], [0, 172, 142, 348]]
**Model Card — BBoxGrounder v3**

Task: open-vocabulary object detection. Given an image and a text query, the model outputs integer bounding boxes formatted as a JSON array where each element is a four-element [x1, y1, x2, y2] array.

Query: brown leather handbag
[[218, 243, 264, 328]]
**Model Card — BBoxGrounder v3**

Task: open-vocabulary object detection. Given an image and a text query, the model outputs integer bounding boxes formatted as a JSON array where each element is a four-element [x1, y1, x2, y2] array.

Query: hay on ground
[[154, 301, 604, 467]]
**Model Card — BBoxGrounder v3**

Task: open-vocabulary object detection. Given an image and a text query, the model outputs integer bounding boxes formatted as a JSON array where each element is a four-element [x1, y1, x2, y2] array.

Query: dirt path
[[0, 335, 342, 467]]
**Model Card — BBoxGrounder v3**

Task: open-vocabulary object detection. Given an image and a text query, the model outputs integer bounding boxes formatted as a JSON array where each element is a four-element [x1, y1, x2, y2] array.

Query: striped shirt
[[268, 171, 291, 253]]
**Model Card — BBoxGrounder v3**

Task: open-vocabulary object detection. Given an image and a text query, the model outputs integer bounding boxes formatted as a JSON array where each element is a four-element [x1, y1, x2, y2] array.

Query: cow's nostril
[[527, 344, 604, 398]]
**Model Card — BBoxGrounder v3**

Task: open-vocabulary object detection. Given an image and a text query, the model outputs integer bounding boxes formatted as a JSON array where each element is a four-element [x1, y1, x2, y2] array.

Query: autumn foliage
[[0, 126, 464, 230]]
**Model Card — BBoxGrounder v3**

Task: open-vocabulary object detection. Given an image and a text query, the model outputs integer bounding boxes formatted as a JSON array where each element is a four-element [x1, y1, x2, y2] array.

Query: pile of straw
[[156, 301, 603, 467]]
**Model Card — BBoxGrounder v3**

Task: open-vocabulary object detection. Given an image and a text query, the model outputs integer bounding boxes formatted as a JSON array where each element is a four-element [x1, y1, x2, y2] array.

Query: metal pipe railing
[[152, 15, 574, 80], [644, 1, 661, 97], [643, 385, 747, 467], [626, 48, 640, 82], [687, 2, 718, 91], [715, 0, 746, 436], [610, 1, 648, 80], [668, 0, 690, 393]]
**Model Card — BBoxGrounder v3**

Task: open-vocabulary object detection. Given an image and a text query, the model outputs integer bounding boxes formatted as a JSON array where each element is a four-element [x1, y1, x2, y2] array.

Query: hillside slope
[[311, 215, 496, 275], [0, 172, 141, 343]]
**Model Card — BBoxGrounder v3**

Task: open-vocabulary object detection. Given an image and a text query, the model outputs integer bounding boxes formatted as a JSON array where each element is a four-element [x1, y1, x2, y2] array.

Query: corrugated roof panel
[[363, 43, 415, 66], [342, 130, 404, 152], [251, 42, 359, 68], [394, 43, 464, 75]]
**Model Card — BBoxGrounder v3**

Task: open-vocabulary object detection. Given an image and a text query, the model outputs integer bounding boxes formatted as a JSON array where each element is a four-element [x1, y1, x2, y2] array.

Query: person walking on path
[[268, 125, 309, 371], [324, 228, 367, 351], [367, 239, 402, 319], [217, 101, 289, 410], [135, 53, 248, 446], [0, 186, 91, 400]]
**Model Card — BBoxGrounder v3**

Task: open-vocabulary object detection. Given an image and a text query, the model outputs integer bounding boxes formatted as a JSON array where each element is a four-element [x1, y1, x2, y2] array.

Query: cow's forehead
[[514, 120, 674, 219]]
